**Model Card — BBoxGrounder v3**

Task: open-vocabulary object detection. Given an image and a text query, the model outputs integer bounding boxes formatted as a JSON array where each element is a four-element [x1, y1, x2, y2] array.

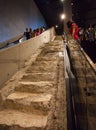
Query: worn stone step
[[36, 56, 58, 61], [26, 64, 57, 73], [38, 52, 58, 60], [0, 110, 47, 130], [15, 81, 55, 94], [26, 60, 58, 73], [39, 48, 63, 56], [31, 60, 58, 66], [20, 73, 56, 82], [4, 92, 52, 115]]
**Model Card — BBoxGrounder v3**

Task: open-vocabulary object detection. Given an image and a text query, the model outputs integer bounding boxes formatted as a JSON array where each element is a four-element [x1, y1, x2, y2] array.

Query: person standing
[[29, 28, 33, 38], [71, 22, 79, 40], [88, 27, 94, 43], [94, 25, 96, 44], [24, 28, 30, 40], [67, 20, 79, 41]]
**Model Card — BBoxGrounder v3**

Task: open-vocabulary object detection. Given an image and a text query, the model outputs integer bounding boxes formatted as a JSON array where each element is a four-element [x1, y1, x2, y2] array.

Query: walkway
[[68, 36, 96, 130]]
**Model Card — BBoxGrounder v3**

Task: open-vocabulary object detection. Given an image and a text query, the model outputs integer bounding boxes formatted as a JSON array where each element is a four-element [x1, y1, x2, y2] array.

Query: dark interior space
[[34, 0, 96, 65], [34, 0, 96, 29], [34, 0, 64, 34]]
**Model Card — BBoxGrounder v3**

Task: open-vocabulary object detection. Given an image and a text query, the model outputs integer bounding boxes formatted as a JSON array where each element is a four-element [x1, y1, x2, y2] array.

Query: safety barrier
[[63, 36, 77, 130]]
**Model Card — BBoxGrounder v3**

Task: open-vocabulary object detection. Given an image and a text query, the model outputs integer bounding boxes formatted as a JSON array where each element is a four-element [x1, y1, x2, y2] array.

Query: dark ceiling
[[34, 0, 64, 27], [34, 0, 96, 29]]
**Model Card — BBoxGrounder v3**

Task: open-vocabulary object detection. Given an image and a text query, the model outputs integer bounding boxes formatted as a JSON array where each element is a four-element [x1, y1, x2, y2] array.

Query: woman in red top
[[71, 22, 79, 40], [67, 21, 79, 40]]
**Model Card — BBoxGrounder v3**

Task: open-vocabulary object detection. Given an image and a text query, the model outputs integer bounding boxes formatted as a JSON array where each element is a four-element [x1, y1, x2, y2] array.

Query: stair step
[[0, 110, 47, 130], [39, 51, 58, 58], [31, 60, 58, 67], [26, 60, 58, 73], [20, 73, 56, 82], [26, 64, 57, 73], [4, 92, 52, 115], [26, 61, 58, 72], [36, 56, 58, 61], [15, 81, 55, 94]]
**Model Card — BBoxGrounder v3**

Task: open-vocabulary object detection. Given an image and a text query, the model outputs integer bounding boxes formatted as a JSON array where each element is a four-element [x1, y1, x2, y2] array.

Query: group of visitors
[[78, 25, 96, 43], [67, 20, 96, 43], [24, 27, 45, 40]]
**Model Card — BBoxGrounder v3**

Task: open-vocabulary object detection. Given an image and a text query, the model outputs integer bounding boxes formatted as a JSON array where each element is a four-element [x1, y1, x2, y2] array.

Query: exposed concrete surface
[[0, 36, 67, 130], [0, 110, 47, 129]]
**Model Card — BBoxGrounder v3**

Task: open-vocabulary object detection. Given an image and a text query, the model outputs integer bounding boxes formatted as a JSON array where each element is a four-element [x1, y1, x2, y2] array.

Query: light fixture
[[71, 3, 73, 5], [61, 14, 66, 20], [55, 25, 58, 28], [60, 0, 65, 34], [61, 0, 64, 2]]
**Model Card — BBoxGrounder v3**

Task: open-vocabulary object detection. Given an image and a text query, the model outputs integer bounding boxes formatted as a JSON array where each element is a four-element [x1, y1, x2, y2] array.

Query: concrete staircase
[[0, 37, 66, 130]]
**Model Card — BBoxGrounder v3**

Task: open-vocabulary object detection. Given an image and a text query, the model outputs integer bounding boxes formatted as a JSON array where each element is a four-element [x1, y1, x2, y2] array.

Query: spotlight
[[55, 25, 58, 28], [61, 0, 64, 2], [60, 14, 66, 20]]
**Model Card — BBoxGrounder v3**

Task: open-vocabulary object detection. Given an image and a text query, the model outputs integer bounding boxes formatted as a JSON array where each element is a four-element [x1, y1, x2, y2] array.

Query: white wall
[[0, 27, 55, 87]]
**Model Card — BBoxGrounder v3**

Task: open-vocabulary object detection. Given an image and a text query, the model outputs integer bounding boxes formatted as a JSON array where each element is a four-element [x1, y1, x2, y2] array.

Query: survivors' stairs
[[0, 37, 64, 130]]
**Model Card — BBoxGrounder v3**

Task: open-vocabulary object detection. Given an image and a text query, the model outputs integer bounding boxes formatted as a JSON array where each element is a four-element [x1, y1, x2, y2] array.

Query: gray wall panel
[[0, 0, 46, 43]]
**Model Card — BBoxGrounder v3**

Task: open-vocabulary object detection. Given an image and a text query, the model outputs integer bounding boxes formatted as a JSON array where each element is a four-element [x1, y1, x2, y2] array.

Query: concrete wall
[[64, 0, 72, 33], [0, 0, 46, 43], [0, 27, 55, 87]]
